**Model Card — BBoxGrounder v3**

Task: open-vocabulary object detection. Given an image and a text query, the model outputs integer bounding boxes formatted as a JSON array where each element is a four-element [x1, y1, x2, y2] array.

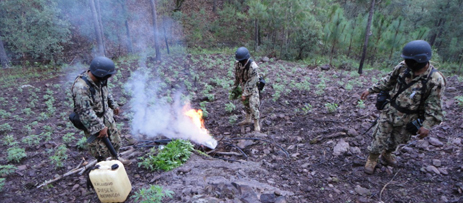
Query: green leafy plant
[[229, 115, 238, 124], [132, 185, 174, 203], [76, 137, 87, 150], [48, 145, 68, 168], [0, 164, 17, 176], [138, 139, 194, 171], [3, 134, 17, 146], [0, 123, 13, 133], [301, 103, 313, 115], [225, 102, 236, 113], [21, 134, 41, 146], [0, 178, 4, 192], [62, 132, 75, 144], [200, 101, 209, 118], [325, 103, 338, 113], [357, 100, 366, 109], [455, 96, 463, 107], [7, 146, 27, 163]]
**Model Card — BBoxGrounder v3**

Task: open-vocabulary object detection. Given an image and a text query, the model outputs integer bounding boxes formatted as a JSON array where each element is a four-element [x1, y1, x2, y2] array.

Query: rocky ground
[[0, 53, 463, 202]]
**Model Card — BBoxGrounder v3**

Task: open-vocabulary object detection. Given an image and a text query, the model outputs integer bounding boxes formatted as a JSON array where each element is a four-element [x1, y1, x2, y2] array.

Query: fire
[[183, 106, 217, 149], [184, 109, 206, 130]]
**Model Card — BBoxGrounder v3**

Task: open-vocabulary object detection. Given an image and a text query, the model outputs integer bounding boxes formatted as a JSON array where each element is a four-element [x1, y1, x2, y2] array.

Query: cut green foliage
[[132, 185, 174, 203], [229, 115, 238, 124], [357, 100, 366, 109], [7, 146, 27, 163], [138, 139, 194, 172]]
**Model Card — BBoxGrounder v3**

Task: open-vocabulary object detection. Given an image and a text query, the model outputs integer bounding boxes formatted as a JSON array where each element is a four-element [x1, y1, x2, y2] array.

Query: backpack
[[242, 59, 265, 91], [69, 75, 97, 131]]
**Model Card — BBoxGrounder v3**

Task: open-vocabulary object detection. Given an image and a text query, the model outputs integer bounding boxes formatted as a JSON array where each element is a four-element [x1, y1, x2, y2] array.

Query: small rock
[[438, 167, 449, 175], [426, 165, 441, 175], [349, 147, 361, 154], [17, 165, 27, 171], [415, 140, 429, 150], [355, 185, 370, 196], [432, 159, 442, 167], [260, 193, 276, 203], [291, 153, 300, 158], [358, 197, 370, 203], [347, 129, 358, 137], [446, 87, 457, 92], [333, 139, 350, 156], [429, 137, 444, 147], [450, 138, 462, 145], [261, 57, 270, 63], [320, 64, 331, 71], [275, 196, 287, 203], [72, 184, 79, 191], [441, 195, 448, 202]]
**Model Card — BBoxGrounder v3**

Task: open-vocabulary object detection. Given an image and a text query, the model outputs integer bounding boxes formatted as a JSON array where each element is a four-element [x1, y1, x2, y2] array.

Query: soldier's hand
[[114, 107, 120, 116], [98, 127, 108, 138], [360, 90, 370, 100], [241, 95, 246, 101], [417, 127, 430, 139]]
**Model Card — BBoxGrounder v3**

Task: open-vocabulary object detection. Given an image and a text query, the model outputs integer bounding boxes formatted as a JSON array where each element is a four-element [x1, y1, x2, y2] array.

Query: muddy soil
[[0, 54, 462, 203]]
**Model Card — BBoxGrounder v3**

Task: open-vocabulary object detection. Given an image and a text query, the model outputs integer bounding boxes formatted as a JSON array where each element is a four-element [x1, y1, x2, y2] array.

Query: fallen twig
[[223, 137, 290, 158], [37, 147, 135, 189], [379, 169, 401, 202]]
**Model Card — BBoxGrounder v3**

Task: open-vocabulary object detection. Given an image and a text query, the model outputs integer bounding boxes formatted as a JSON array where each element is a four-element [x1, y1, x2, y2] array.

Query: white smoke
[[125, 68, 217, 148]]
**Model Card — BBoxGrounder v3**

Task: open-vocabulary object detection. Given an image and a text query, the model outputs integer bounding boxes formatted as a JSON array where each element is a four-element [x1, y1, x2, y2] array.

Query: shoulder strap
[[81, 76, 96, 102]]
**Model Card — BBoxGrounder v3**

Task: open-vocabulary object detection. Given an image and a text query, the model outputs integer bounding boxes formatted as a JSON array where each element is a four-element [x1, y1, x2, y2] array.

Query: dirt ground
[[0, 53, 463, 203]]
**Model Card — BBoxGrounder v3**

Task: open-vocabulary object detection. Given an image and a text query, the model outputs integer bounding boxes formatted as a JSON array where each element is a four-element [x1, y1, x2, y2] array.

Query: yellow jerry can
[[89, 160, 132, 202]]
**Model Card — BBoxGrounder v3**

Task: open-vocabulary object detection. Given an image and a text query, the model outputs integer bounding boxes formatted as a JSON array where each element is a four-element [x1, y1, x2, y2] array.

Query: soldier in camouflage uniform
[[233, 47, 261, 132], [360, 40, 446, 174], [71, 56, 129, 164]]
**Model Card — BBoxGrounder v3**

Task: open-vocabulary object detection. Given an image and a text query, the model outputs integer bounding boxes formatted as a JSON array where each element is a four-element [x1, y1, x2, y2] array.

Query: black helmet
[[401, 40, 432, 63], [89, 56, 116, 78], [235, 47, 250, 61]]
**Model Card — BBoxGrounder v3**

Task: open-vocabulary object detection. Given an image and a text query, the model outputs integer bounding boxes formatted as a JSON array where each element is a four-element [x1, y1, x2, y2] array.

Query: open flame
[[183, 106, 217, 149], [184, 109, 206, 130]]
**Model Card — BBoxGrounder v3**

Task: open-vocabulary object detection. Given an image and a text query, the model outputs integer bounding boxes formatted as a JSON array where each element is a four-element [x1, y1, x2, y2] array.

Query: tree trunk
[[96, 0, 106, 55], [149, 0, 161, 61], [254, 19, 259, 51], [358, 0, 375, 75], [90, 0, 105, 56], [163, 17, 170, 54], [213, 0, 217, 13], [0, 33, 9, 68], [120, 0, 133, 53]]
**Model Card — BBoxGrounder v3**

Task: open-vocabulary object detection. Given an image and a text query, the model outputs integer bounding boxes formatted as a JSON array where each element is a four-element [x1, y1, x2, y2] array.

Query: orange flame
[[184, 109, 206, 129]]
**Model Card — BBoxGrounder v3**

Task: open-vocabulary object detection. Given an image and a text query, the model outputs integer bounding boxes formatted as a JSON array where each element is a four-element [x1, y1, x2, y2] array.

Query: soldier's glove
[[406, 118, 423, 135]]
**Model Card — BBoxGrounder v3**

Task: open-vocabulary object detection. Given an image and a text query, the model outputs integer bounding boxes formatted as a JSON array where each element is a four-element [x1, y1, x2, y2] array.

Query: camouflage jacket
[[234, 60, 260, 97], [368, 61, 446, 129], [71, 71, 119, 135]]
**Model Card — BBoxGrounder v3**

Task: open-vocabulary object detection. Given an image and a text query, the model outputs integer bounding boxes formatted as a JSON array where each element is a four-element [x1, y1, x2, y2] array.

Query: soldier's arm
[[242, 63, 259, 97], [368, 62, 404, 94], [106, 88, 119, 110], [233, 62, 240, 87], [422, 75, 446, 129], [72, 82, 105, 135]]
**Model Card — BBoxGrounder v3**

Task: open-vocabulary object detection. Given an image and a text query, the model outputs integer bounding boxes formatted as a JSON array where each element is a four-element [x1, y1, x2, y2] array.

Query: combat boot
[[364, 153, 379, 174], [238, 114, 252, 125], [117, 157, 132, 165], [381, 150, 397, 167], [254, 119, 261, 132]]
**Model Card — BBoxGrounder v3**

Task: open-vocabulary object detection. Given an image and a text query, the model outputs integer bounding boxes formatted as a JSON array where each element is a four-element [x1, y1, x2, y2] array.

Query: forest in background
[[0, 0, 462, 74]]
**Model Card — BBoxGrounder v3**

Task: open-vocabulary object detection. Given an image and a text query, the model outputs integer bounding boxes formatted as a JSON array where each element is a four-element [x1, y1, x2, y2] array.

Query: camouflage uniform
[[234, 60, 261, 120], [71, 71, 121, 160], [367, 61, 446, 154]]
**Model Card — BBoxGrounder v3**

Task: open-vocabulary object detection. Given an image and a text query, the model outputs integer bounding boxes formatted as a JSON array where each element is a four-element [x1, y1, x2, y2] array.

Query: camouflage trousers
[[85, 117, 121, 160], [242, 87, 260, 120], [367, 108, 414, 154]]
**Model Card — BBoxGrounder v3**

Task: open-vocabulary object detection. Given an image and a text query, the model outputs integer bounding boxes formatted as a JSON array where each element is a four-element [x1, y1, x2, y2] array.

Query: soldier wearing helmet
[[233, 47, 261, 132], [360, 40, 446, 174], [71, 56, 130, 164]]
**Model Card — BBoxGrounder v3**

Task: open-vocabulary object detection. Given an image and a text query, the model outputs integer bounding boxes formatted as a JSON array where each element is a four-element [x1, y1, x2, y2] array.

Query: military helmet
[[235, 47, 251, 61], [89, 56, 116, 78], [401, 40, 432, 63]]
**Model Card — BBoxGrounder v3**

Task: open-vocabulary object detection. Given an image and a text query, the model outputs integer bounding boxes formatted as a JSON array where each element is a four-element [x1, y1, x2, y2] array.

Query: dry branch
[[37, 147, 135, 189]]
